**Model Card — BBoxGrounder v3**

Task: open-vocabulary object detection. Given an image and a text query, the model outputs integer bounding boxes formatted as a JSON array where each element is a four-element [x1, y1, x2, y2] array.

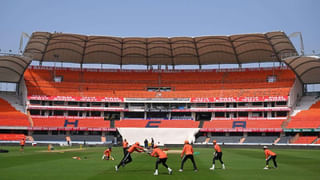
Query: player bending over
[[115, 142, 144, 171], [149, 145, 172, 175], [102, 147, 114, 160], [263, 146, 278, 169], [179, 140, 198, 172], [210, 140, 225, 170]]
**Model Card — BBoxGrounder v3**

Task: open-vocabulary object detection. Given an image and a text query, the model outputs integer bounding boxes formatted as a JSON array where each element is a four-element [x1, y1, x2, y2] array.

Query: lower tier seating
[[32, 116, 110, 128], [243, 136, 277, 143], [115, 119, 199, 128], [277, 136, 292, 144], [291, 136, 318, 144], [0, 134, 25, 141], [203, 120, 284, 129], [287, 100, 320, 129], [209, 136, 242, 143]]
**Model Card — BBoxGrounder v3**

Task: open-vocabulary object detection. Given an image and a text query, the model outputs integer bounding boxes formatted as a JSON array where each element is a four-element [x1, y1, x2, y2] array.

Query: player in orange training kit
[[150, 144, 173, 175], [20, 138, 25, 152], [263, 146, 278, 169], [179, 140, 198, 172], [122, 139, 129, 155], [115, 142, 144, 171], [102, 147, 114, 160], [210, 140, 225, 170]]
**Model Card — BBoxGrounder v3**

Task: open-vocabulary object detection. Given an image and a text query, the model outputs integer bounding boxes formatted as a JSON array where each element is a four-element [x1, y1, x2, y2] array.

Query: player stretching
[[102, 147, 114, 160], [150, 145, 173, 175], [179, 140, 198, 172], [115, 142, 144, 171], [210, 140, 225, 170], [122, 139, 129, 155], [263, 146, 277, 169]]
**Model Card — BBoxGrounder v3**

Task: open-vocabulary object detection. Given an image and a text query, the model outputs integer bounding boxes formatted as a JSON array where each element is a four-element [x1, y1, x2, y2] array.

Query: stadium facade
[[0, 31, 320, 145]]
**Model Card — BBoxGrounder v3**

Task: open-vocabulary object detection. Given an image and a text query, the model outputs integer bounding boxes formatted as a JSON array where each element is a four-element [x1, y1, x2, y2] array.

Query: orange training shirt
[[20, 139, 25, 146], [214, 144, 221, 152], [123, 141, 128, 148], [104, 149, 111, 156], [264, 149, 276, 159], [181, 144, 193, 157], [151, 148, 167, 159], [128, 144, 144, 153]]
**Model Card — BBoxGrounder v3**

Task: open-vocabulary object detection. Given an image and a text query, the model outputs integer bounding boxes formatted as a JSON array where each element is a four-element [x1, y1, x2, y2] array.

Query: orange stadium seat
[[32, 116, 110, 128], [0, 98, 29, 127], [24, 68, 294, 98], [287, 101, 320, 129], [203, 119, 284, 129], [291, 136, 318, 144], [314, 138, 320, 144], [0, 134, 26, 141], [115, 119, 199, 128]]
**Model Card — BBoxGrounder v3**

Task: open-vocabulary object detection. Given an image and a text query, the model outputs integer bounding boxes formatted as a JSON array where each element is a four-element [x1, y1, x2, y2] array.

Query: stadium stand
[[31, 116, 110, 128], [243, 136, 278, 143], [195, 136, 207, 143], [0, 98, 29, 127], [314, 138, 320, 144], [209, 136, 242, 143], [115, 120, 199, 128], [3, 31, 320, 145], [24, 68, 294, 98], [0, 134, 25, 141], [291, 136, 318, 144], [69, 135, 102, 142], [203, 120, 284, 129], [32, 135, 67, 141], [287, 100, 320, 129], [277, 136, 293, 144]]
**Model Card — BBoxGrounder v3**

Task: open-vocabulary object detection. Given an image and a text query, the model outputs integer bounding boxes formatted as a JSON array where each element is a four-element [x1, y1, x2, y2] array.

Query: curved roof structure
[[283, 56, 320, 84], [24, 31, 297, 66], [0, 56, 32, 83]]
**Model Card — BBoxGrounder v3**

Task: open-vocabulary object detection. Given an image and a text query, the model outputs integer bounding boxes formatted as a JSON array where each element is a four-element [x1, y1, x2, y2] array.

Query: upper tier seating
[[24, 68, 295, 98], [287, 100, 320, 129], [0, 98, 29, 127]]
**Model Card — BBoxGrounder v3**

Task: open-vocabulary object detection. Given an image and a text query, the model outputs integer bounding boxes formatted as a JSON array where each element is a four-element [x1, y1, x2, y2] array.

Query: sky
[[0, 0, 319, 55]]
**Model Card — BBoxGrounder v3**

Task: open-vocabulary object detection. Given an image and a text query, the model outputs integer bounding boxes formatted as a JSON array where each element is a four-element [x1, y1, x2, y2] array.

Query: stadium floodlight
[[289, 32, 304, 56]]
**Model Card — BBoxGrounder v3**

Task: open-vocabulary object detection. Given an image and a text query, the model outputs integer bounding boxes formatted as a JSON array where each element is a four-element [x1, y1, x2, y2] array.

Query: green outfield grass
[[0, 145, 319, 180]]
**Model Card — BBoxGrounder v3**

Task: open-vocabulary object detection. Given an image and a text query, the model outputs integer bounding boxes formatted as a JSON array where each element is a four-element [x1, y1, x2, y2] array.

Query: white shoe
[[115, 166, 118, 171], [264, 167, 269, 170], [179, 169, 183, 172], [222, 164, 226, 170], [168, 168, 173, 175], [209, 167, 215, 170], [154, 171, 158, 176]]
